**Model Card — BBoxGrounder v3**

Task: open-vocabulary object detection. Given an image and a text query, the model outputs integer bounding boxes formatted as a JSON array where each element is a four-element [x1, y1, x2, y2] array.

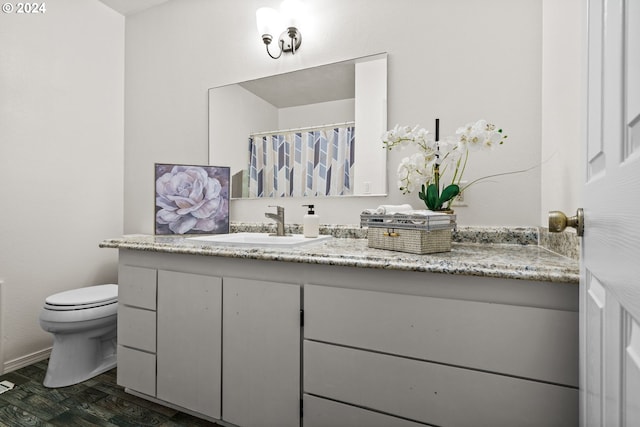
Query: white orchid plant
[[382, 119, 508, 211]]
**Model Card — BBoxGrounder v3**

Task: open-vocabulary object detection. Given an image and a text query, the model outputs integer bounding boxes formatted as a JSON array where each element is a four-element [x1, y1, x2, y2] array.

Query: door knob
[[548, 208, 584, 236]]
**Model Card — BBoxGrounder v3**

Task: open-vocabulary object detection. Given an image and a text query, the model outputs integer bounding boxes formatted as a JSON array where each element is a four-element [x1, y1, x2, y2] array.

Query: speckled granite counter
[[100, 226, 578, 284]]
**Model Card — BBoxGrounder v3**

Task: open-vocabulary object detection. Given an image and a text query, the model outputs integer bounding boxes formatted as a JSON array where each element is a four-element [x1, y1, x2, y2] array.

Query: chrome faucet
[[265, 205, 286, 236]]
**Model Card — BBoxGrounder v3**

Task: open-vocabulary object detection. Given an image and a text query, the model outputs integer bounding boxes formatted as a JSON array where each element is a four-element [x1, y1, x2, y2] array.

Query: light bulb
[[256, 7, 282, 37], [280, 0, 303, 28]]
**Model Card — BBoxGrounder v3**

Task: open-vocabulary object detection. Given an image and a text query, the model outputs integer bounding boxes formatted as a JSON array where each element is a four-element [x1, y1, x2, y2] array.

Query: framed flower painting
[[154, 163, 230, 235]]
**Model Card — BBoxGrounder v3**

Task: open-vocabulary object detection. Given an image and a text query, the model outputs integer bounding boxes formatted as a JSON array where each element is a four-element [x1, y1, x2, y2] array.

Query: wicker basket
[[367, 227, 452, 254], [361, 212, 455, 254]]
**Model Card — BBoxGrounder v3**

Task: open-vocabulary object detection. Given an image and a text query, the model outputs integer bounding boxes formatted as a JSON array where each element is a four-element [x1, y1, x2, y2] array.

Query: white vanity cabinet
[[117, 266, 224, 418], [115, 251, 302, 427], [303, 284, 579, 427], [113, 247, 578, 427]]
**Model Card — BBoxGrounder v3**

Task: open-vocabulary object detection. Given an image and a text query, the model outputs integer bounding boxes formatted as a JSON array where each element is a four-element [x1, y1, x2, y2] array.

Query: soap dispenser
[[302, 204, 319, 238]]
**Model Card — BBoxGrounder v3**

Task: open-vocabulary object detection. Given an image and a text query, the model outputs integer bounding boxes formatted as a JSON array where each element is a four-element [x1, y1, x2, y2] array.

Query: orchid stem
[[459, 163, 539, 193]]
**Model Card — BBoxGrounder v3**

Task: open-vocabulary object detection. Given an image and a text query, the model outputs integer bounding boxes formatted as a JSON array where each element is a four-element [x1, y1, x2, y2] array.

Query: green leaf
[[418, 184, 426, 201], [426, 184, 440, 210], [439, 184, 460, 205]]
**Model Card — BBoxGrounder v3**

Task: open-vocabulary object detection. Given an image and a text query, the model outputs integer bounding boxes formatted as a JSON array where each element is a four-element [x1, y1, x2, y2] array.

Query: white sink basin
[[186, 232, 331, 247]]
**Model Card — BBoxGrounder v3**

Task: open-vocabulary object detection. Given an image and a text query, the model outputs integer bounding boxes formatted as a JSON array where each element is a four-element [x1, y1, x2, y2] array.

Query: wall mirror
[[208, 52, 387, 199]]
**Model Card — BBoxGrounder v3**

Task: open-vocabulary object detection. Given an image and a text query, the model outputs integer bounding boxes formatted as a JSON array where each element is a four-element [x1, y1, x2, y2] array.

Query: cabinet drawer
[[118, 265, 156, 310], [303, 394, 424, 427], [304, 340, 577, 427], [117, 345, 156, 397], [118, 305, 156, 352], [304, 284, 578, 386]]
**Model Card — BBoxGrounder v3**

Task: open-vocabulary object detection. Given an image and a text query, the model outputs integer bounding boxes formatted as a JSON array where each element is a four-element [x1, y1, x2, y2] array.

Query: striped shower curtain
[[248, 125, 355, 198]]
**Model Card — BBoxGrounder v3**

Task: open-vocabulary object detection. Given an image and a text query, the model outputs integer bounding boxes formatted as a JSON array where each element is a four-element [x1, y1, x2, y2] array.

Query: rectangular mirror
[[208, 53, 387, 199]]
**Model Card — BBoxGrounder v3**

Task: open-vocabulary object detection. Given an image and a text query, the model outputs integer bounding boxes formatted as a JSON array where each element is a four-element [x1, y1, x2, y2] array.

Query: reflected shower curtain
[[248, 125, 355, 197]]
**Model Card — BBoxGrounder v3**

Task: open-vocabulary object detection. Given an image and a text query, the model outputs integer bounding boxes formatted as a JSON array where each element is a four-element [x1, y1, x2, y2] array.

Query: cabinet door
[[222, 277, 300, 427], [156, 270, 222, 419]]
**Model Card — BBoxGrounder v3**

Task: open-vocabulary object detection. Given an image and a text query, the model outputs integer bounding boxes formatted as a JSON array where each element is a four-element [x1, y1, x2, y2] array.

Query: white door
[[583, 0, 640, 425]]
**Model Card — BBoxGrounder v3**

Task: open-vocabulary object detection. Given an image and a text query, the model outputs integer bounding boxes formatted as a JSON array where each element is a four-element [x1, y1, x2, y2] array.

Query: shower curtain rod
[[250, 121, 355, 138]]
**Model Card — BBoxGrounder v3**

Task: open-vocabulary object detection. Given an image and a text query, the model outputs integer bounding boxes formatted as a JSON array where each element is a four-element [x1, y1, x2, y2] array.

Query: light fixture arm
[[285, 27, 301, 54], [262, 34, 284, 59], [260, 26, 302, 60]]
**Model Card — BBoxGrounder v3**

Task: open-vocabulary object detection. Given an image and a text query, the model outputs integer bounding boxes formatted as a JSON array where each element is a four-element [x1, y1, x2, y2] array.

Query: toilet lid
[[45, 284, 118, 307]]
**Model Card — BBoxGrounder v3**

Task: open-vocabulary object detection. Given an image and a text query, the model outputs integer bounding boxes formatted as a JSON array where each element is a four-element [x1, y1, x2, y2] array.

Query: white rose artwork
[[154, 164, 230, 235]]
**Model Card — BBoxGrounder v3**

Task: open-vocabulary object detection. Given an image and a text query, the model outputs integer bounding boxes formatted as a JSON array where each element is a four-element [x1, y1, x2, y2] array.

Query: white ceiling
[[238, 61, 355, 108], [98, 0, 169, 15]]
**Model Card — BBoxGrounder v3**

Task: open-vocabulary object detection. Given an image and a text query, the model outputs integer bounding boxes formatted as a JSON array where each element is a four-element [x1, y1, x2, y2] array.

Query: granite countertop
[[100, 225, 579, 284]]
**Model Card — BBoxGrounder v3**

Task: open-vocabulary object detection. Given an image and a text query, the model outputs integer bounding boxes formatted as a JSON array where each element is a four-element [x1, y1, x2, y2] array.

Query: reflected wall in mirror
[[208, 53, 387, 199]]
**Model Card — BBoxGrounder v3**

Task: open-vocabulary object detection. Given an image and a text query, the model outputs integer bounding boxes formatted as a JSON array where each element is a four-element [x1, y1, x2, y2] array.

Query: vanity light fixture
[[256, 0, 303, 59]]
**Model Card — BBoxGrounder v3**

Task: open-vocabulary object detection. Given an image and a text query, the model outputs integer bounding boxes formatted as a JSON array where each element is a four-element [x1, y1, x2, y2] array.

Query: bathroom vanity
[[101, 230, 579, 427]]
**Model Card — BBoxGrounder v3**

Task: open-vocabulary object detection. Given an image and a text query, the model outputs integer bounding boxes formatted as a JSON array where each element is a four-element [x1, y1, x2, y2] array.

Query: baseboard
[[3, 347, 51, 374]]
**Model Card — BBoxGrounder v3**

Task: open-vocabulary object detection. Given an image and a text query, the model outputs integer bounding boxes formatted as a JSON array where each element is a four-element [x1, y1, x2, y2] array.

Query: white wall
[[125, 0, 547, 230], [541, 0, 583, 225], [0, 0, 124, 369], [209, 84, 278, 173], [278, 99, 354, 129]]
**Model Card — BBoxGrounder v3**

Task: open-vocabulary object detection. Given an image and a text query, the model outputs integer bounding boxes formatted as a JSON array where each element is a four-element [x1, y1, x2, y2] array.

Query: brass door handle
[[548, 208, 584, 236]]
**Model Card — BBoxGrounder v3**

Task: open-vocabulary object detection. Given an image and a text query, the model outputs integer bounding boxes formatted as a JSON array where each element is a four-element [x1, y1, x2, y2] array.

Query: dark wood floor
[[0, 359, 221, 426]]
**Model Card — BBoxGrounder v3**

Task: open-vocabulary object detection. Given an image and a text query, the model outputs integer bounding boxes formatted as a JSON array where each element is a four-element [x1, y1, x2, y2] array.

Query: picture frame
[[154, 163, 230, 235]]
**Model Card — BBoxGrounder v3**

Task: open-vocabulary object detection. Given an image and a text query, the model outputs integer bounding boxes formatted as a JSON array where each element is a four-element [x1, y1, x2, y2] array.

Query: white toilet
[[39, 284, 118, 388]]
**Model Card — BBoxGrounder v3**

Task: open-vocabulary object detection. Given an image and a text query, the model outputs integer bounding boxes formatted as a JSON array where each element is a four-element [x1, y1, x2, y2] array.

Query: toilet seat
[[44, 284, 118, 311]]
